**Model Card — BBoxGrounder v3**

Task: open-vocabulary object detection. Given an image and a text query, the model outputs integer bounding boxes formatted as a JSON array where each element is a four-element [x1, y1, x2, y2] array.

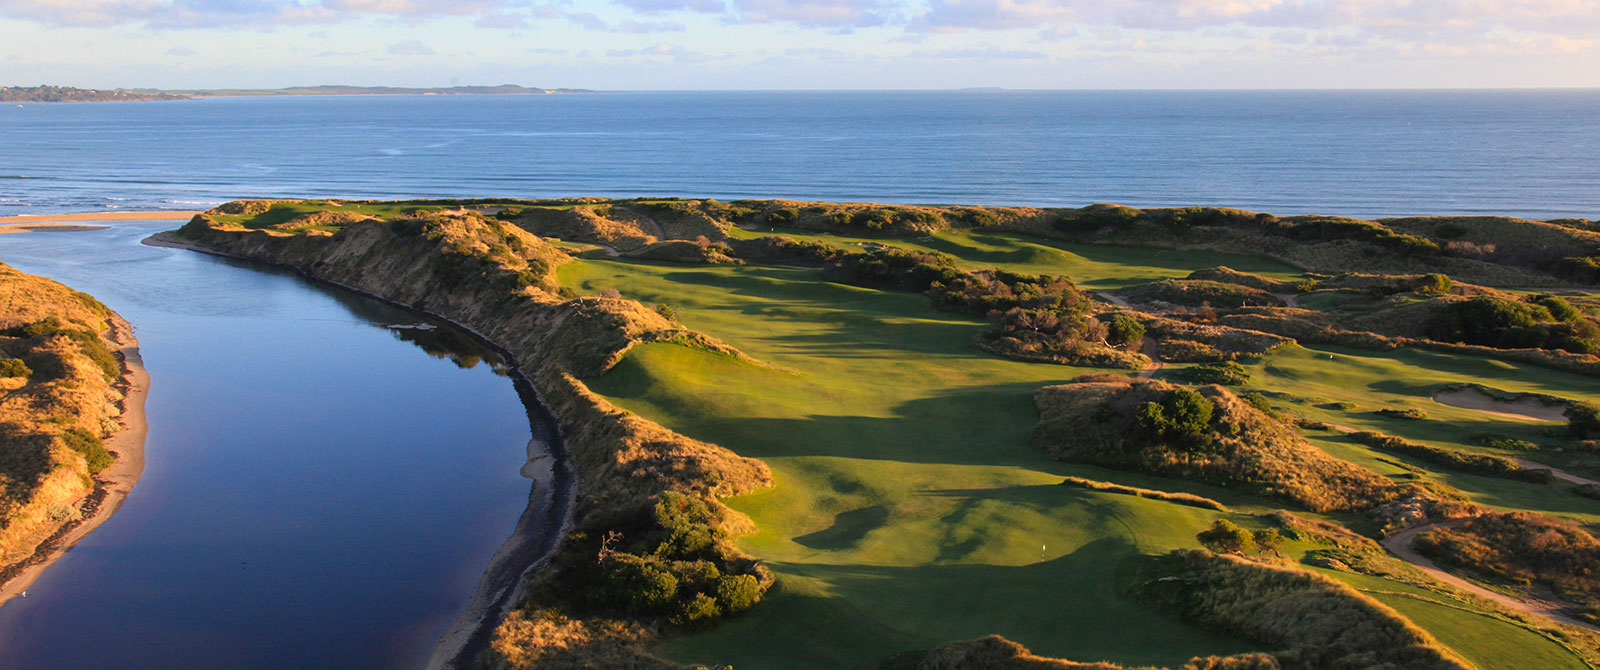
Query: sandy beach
[[0, 210, 199, 225], [0, 316, 150, 606]]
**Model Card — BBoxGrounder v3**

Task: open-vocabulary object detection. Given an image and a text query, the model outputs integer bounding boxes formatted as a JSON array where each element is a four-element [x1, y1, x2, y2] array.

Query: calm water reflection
[[0, 221, 541, 669]]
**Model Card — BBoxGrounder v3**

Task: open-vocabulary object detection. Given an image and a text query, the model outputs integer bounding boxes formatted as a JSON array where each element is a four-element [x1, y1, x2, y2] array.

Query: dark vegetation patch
[[534, 491, 769, 629], [885, 634, 1276, 670], [1120, 280, 1285, 309]]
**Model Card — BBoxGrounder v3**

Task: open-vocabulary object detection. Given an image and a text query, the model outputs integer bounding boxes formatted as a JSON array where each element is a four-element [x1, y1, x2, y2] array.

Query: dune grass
[[558, 256, 1585, 668]]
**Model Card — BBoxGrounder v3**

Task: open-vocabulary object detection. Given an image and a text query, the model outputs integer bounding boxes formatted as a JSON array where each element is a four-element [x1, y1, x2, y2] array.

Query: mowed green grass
[[726, 226, 1304, 289], [558, 256, 1587, 669], [562, 260, 1255, 667], [1231, 344, 1600, 526]]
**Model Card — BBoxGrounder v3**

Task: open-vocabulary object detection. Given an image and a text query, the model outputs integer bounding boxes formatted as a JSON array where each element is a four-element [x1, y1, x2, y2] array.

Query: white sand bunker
[[1432, 386, 1569, 423]]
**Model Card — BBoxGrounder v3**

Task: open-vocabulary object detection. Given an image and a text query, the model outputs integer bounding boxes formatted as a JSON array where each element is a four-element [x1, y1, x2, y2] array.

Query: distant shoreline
[[3, 85, 592, 103]]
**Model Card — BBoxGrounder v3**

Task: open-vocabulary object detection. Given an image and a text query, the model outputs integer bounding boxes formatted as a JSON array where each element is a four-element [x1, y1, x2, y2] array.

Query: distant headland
[[1, 84, 592, 103]]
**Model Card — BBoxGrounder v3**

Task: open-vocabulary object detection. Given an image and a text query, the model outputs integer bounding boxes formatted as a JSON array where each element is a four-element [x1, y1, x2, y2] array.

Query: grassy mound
[[1133, 550, 1470, 670], [1119, 280, 1286, 309], [1031, 379, 1407, 512]]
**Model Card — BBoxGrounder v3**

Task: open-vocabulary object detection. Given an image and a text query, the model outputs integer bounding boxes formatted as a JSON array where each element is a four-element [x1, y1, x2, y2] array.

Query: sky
[[0, 0, 1597, 90]]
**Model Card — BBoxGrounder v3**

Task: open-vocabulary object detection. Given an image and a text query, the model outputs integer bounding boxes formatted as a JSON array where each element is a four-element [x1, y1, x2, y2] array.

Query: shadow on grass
[[794, 505, 890, 550]]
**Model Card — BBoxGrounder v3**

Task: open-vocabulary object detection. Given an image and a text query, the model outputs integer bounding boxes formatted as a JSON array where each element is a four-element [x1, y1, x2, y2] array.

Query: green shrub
[[601, 553, 681, 614], [60, 427, 113, 475], [1135, 389, 1216, 452], [0, 357, 30, 378], [819, 248, 960, 292], [1175, 361, 1249, 386], [670, 592, 721, 627], [1425, 296, 1600, 354], [1469, 433, 1540, 451], [651, 491, 718, 558], [1196, 519, 1255, 554], [715, 574, 761, 613], [1374, 408, 1427, 420], [1102, 313, 1145, 347], [1568, 402, 1600, 439], [1530, 293, 1580, 321], [1414, 273, 1452, 296]]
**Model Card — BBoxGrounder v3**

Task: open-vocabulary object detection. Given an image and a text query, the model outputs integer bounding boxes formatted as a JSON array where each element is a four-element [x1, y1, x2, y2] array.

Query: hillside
[[0, 262, 141, 595]]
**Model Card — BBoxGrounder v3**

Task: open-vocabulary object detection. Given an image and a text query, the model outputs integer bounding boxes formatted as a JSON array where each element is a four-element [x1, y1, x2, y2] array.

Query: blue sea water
[[1, 89, 1598, 219]]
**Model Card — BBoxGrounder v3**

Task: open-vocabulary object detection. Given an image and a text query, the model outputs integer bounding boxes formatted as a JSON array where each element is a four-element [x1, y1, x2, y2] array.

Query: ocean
[[1, 89, 1597, 220]]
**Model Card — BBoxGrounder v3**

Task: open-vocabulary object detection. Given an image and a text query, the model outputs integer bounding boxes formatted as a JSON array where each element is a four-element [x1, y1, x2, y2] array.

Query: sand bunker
[[1432, 386, 1568, 423]]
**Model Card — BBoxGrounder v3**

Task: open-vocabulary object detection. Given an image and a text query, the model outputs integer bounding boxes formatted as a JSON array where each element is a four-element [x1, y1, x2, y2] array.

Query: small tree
[[1197, 519, 1256, 555], [1568, 402, 1600, 440], [1415, 273, 1452, 296], [1252, 529, 1284, 556], [1103, 312, 1146, 348]]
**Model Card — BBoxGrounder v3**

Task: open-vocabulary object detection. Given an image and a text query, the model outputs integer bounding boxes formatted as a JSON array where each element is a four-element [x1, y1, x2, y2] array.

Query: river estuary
[[0, 220, 548, 668]]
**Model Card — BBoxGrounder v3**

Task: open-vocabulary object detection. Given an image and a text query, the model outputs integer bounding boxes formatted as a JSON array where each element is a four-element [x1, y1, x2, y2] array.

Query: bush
[[1135, 389, 1216, 452], [928, 270, 1088, 316], [60, 427, 113, 475], [1175, 361, 1249, 386], [819, 248, 961, 292], [1196, 519, 1255, 554], [1568, 402, 1600, 439], [1469, 433, 1540, 451], [1374, 408, 1427, 420], [1530, 293, 1580, 321], [0, 357, 31, 378], [1102, 313, 1145, 347], [1414, 273, 1452, 296], [1425, 296, 1600, 354], [715, 574, 761, 612]]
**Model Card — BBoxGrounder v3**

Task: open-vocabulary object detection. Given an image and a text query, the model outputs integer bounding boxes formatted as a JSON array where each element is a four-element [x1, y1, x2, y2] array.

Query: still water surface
[[0, 222, 540, 668]]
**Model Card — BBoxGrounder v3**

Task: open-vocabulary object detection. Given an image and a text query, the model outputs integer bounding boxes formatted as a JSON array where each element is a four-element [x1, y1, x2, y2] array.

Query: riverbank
[[0, 317, 149, 607]]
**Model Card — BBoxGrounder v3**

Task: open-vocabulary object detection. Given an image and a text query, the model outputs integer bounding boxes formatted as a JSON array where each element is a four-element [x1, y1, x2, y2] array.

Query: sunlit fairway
[[558, 254, 1591, 670], [724, 226, 1303, 289]]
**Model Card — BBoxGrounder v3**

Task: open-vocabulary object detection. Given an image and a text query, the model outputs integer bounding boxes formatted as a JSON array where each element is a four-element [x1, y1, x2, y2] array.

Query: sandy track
[[1382, 520, 1600, 632]]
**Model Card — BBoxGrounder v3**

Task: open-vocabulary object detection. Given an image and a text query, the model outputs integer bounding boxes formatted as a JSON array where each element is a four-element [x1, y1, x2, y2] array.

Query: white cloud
[[386, 38, 435, 54]]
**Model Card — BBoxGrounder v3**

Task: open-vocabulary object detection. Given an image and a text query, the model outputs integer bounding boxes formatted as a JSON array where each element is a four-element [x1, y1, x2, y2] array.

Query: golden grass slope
[[0, 262, 128, 568]]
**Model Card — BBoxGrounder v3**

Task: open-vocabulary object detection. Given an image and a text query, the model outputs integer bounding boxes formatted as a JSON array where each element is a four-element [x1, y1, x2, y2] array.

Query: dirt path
[[1382, 520, 1600, 632]]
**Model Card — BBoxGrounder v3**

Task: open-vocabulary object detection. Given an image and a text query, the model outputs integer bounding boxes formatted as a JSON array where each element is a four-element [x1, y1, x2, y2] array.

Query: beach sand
[[0, 316, 150, 606], [0, 210, 198, 225]]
